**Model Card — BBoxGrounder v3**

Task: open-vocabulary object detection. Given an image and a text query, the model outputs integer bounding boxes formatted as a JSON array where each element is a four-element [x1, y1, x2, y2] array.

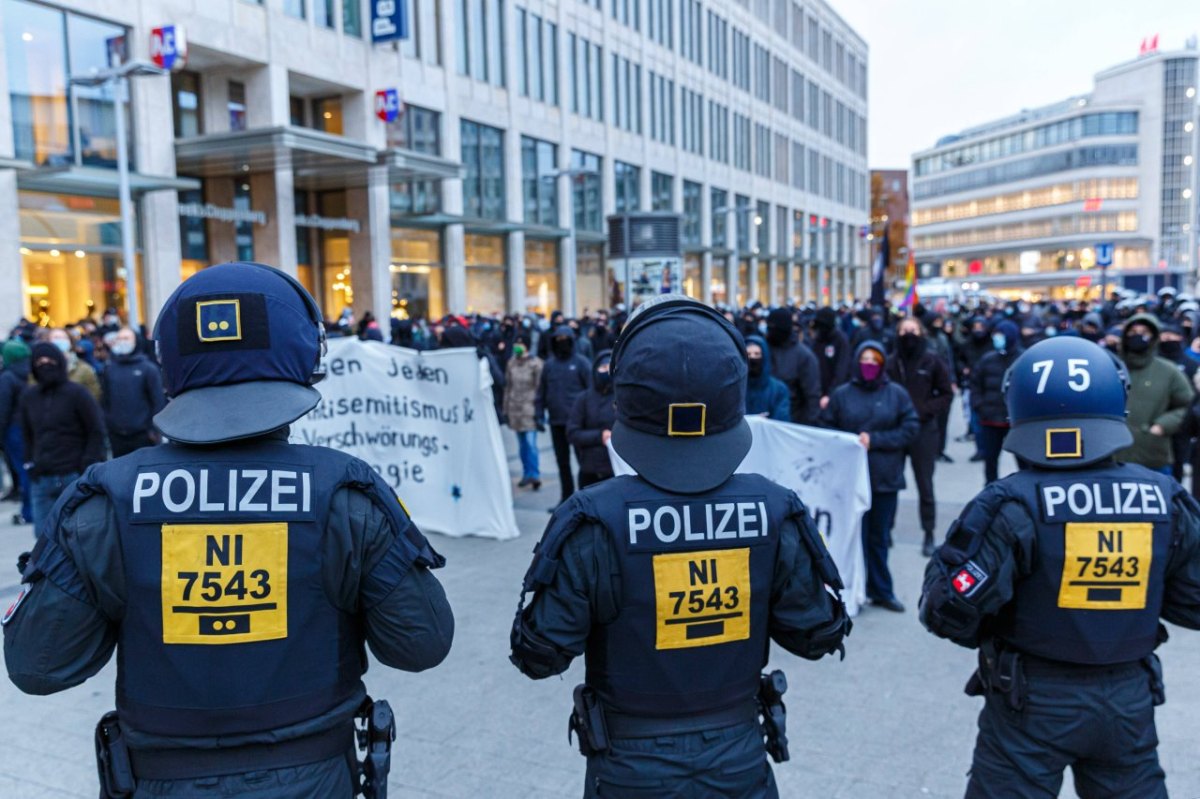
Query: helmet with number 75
[[1002, 337, 1132, 468]]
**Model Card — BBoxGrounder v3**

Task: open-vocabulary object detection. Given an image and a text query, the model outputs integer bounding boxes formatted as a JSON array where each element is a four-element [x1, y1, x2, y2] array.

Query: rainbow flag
[[900, 253, 919, 308]]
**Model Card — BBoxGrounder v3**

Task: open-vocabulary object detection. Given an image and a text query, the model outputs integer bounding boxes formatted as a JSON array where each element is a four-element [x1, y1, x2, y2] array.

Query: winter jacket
[[887, 338, 954, 424], [68, 356, 102, 403], [567, 351, 617, 476], [100, 353, 166, 436], [744, 335, 792, 422], [0, 360, 31, 432], [1114, 313, 1194, 470], [807, 328, 853, 396], [819, 342, 920, 494], [20, 346, 106, 477], [503, 355, 543, 432], [766, 332, 821, 424], [969, 321, 1021, 426], [536, 326, 591, 426]]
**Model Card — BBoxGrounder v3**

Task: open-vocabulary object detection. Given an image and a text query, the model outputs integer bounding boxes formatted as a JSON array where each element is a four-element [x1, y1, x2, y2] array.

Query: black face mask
[[1159, 340, 1183, 359], [747, 358, 764, 378], [1081, 328, 1102, 342], [766, 326, 790, 347], [1123, 334, 1152, 354], [898, 333, 921, 357], [971, 329, 988, 341], [594, 370, 613, 392], [551, 338, 574, 358], [33, 363, 64, 386]]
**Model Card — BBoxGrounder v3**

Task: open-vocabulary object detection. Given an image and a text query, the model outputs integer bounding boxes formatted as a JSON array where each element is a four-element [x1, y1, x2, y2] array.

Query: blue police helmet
[[610, 295, 752, 494], [1002, 337, 1132, 468], [153, 262, 327, 445]]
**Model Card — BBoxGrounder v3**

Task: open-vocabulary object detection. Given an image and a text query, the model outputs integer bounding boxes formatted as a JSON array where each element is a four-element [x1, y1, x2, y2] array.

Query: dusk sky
[[833, 0, 1200, 170]]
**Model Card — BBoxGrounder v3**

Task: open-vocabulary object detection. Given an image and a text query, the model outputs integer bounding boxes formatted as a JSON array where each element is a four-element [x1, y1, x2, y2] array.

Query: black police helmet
[[610, 295, 751, 494], [153, 262, 327, 444], [1002, 337, 1132, 468]]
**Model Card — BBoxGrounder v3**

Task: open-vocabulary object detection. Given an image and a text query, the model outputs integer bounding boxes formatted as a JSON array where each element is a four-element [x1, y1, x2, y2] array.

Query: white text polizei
[[628, 502, 769, 546], [1042, 482, 1168, 520], [132, 469, 312, 515]]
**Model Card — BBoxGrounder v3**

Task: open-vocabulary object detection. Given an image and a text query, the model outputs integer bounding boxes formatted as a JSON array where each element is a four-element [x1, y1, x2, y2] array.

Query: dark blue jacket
[[820, 341, 920, 493], [744, 335, 792, 422], [0, 360, 30, 432], [567, 351, 616, 476], [536, 326, 591, 426], [100, 353, 166, 436]]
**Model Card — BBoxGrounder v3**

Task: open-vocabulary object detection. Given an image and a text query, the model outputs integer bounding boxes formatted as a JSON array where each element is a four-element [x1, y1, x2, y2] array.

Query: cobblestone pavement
[[0, 409, 1197, 798]]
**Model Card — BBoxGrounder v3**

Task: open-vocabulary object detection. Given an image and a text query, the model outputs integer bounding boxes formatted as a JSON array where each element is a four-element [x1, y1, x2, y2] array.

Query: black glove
[[536, 422, 546, 433]]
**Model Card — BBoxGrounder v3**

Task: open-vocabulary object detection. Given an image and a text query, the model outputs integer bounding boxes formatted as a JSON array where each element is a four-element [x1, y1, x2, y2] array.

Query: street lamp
[[547, 168, 598, 316], [70, 59, 167, 331]]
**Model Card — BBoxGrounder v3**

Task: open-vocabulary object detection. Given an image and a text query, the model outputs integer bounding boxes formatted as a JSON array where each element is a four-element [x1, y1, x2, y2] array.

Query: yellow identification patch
[[196, 299, 242, 342], [1058, 522, 1152, 610], [161, 522, 288, 645], [653, 548, 750, 650]]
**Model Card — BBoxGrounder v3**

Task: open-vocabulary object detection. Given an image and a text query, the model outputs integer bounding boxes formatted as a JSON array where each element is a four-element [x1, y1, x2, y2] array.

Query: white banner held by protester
[[291, 337, 519, 540], [609, 416, 870, 614]]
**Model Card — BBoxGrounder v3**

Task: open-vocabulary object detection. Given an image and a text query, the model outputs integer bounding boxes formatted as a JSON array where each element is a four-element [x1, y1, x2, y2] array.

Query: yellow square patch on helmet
[[1045, 428, 1082, 459], [196, 300, 242, 343], [668, 403, 706, 437]]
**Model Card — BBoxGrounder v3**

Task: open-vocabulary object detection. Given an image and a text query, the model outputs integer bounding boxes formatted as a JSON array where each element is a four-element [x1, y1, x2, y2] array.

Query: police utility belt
[[966, 640, 1165, 712], [569, 671, 790, 764], [94, 697, 396, 799]]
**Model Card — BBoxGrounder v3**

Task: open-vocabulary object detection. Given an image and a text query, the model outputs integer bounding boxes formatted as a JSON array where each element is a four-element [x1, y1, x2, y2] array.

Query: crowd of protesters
[[5, 285, 1200, 614]]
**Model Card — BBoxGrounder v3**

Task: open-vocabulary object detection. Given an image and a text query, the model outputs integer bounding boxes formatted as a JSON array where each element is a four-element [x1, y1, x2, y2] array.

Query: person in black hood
[[19, 342, 106, 529], [888, 318, 954, 556], [0, 339, 32, 522], [851, 308, 896, 353], [536, 325, 591, 506], [970, 319, 1022, 484], [442, 324, 507, 422], [567, 350, 617, 488], [744, 335, 792, 421], [765, 307, 821, 424], [807, 306, 852, 404], [820, 341, 919, 612], [100, 326, 166, 457]]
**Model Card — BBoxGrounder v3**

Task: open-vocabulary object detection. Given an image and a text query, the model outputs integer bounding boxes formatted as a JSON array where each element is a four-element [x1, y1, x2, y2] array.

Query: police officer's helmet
[[1001, 337, 1131, 468], [610, 295, 751, 494], [153, 262, 327, 444]]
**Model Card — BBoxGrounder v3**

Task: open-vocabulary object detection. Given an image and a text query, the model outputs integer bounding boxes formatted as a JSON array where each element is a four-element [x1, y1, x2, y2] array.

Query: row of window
[[912, 145, 1140, 201], [914, 211, 1139, 252], [915, 111, 1139, 177], [911, 178, 1140, 226]]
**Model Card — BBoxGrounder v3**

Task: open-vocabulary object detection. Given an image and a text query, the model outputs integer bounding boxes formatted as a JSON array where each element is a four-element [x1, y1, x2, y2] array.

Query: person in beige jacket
[[503, 339, 544, 489]]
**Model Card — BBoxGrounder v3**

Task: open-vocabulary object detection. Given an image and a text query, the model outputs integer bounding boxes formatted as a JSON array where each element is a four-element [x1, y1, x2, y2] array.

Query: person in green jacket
[[1113, 312, 1193, 473]]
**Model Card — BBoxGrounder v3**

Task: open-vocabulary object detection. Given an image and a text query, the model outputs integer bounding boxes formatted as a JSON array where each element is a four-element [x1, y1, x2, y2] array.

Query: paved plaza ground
[[0, 409, 1197, 798]]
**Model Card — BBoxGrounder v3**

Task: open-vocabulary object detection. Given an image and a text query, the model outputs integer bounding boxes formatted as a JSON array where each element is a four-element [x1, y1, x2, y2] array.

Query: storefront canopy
[[1, 159, 200, 198]]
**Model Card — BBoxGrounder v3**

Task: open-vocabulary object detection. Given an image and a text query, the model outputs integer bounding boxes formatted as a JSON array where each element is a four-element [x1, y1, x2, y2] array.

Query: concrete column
[[701, 251, 713, 305], [768, 260, 781, 306], [725, 207, 738, 306], [347, 166, 392, 324], [141, 192, 182, 326], [783, 259, 795, 304], [444, 224, 466, 313], [205, 179, 239, 264], [507, 231, 526, 315], [246, 63, 291, 128], [816, 264, 826, 307], [747, 255, 759, 305], [558, 168, 576, 316], [0, 173, 22, 325], [250, 160, 298, 276]]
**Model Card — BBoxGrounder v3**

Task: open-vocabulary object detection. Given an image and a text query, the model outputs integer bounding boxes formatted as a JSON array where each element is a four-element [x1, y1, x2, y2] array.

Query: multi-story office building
[[911, 46, 1200, 300], [0, 0, 869, 328]]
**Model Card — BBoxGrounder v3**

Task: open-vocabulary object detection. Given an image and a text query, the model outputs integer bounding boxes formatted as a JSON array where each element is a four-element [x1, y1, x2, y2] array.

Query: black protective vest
[[63, 440, 410, 737], [994, 464, 1179, 664], [534, 474, 794, 717]]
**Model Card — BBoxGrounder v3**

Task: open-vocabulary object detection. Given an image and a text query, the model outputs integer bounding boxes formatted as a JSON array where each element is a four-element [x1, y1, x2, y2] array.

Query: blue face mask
[[992, 333, 1007, 351]]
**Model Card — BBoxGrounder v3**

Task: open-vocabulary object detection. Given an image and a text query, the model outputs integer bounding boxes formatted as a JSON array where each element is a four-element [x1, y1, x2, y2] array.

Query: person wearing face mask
[[888, 319, 954, 557], [536, 326, 592, 508], [806, 307, 852, 407], [18, 342, 106, 529], [0, 340, 33, 524], [820, 342, 919, 612], [743, 336, 792, 422], [567, 351, 617, 488], [504, 337, 544, 491], [100, 327, 166, 457], [1112, 314, 1193, 475], [763, 308, 821, 425], [45, 327, 102, 403], [970, 320, 1022, 485]]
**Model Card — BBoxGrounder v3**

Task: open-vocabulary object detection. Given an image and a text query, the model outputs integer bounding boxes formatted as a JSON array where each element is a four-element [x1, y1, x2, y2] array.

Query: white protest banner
[[290, 337, 520, 540], [609, 416, 870, 614]]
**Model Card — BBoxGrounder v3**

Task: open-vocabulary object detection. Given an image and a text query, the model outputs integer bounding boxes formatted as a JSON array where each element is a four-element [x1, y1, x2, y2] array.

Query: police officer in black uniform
[[3, 262, 454, 798], [920, 336, 1200, 798], [511, 296, 851, 798]]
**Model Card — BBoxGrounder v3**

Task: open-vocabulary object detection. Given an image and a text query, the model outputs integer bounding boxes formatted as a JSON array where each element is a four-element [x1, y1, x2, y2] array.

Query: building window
[[391, 227, 445, 321], [611, 0, 639, 30], [314, 0, 335, 28], [709, 101, 728, 163], [525, 238, 560, 316], [682, 180, 702, 246], [648, 72, 674, 145], [706, 11, 727, 79], [711, 187, 728, 248], [233, 179, 255, 261], [756, 200, 770, 254], [390, 106, 443, 216], [680, 0, 702, 64], [651, 171, 673, 211], [735, 194, 751, 251], [521, 136, 559, 227], [457, 0, 506, 86], [461, 119, 505, 220], [465, 233, 507, 313], [284, 0, 305, 19], [312, 96, 343, 134], [731, 29, 750, 91], [647, 0, 671, 47], [172, 71, 202, 138], [290, 96, 306, 126], [614, 160, 640, 213], [732, 113, 750, 171], [568, 33, 604, 120], [179, 188, 209, 281], [612, 54, 642, 133], [571, 149, 602, 231], [515, 9, 558, 105], [228, 81, 247, 131], [344, 0, 362, 36]]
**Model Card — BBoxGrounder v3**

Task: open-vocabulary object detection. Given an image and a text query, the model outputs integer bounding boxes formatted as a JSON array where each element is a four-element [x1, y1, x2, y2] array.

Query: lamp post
[[70, 59, 167, 331], [549, 167, 598, 316]]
